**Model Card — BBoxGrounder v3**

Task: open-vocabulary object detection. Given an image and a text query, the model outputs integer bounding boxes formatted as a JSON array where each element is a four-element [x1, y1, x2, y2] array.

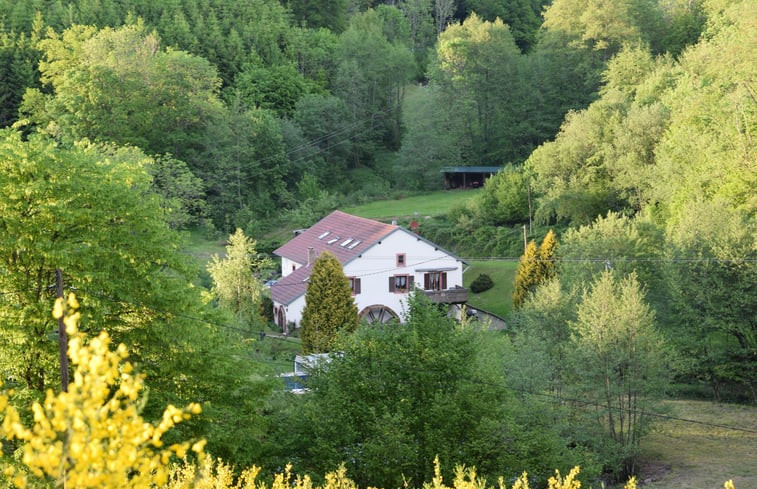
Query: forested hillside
[[0, 0, 754, 487], [1, 0, 709, 232]]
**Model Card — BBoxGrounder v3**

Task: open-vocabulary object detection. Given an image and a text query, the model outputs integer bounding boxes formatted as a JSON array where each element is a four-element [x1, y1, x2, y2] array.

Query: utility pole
[[55, 268, 69, 489], [56, 268, 69, 393], [527, 184, 533, 235], [522, 224, 527, 252]]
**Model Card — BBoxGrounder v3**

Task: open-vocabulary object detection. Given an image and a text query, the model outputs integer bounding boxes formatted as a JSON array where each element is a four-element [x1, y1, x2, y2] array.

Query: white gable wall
[[281, 257, 303, 278], [346, 229, 463, 320]]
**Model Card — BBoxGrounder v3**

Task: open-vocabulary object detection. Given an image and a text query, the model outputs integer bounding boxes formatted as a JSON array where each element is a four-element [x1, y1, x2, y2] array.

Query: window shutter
[[441, 272, 447, 290], [355, 278, 361, 294], [389, 276, 395, 292], [424, 273, 430, 290], [409, 275, 415, 290]]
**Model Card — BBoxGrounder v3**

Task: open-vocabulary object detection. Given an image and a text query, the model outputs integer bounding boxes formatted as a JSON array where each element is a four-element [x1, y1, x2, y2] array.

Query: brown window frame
[[389, 274, 411, 293], [396, 253, 406, 267], [423, 271, 447, 291], [349, 276, 361, 295]]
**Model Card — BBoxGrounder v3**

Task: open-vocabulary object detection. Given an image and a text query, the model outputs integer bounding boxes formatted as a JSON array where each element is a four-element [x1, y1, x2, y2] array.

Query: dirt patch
[[636, 460, 672, 486]]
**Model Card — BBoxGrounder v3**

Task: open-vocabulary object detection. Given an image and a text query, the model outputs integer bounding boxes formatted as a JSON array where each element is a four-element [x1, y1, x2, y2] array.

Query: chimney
[[307, 247, 315, 266]]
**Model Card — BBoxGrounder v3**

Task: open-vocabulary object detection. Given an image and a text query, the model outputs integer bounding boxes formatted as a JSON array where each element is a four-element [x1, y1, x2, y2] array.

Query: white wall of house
[[283, 294, 306, 327], [281, 257, 302, 278], [282, 229, 465, 327], [347, 229, 464, 320]]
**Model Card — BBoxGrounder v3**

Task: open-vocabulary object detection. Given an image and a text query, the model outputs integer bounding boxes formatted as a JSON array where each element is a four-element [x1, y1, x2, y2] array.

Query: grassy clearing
[[463, 260, 518, 318], [182, 228, 226, 261], [250, 334, 302, 375], [343, 189, 479, 220], [637, 400, 757, 489]]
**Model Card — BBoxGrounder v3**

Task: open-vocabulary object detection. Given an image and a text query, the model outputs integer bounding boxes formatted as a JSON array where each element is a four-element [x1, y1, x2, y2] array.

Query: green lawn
[[638, 400, 757, 489], [463, 260, 518, 318], [250, 334, 302, 375], [181, 227, 226, 262], [343, 189, 480, 220]]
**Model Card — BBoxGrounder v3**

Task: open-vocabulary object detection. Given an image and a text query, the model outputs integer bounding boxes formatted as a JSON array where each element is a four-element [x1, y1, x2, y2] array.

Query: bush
[[470, 273, 494, 293]]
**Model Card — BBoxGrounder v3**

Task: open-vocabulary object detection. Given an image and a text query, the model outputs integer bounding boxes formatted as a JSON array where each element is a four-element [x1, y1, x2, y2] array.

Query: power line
[[65, 286, 300, 343], [465, 376, 757, 435], [460, 257, 757, 264], [247, 104, 399, 169]]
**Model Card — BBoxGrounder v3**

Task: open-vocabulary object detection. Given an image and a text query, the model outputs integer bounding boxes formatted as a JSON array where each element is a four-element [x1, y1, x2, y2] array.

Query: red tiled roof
[[271, 211, 397, 305], [275, 210, 397, 265], [270, 264, 312, 305]]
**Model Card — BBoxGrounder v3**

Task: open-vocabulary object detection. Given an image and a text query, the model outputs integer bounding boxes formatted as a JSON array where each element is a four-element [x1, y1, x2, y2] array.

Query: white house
[[270, 210, 468, 331]]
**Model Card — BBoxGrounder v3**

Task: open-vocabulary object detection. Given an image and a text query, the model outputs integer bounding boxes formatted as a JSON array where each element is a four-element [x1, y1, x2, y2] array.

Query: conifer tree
[[538, 229, 559, 282], [513, 240, 540, 308], [300, 251, 359, 353], [513, 230, 559, 308]]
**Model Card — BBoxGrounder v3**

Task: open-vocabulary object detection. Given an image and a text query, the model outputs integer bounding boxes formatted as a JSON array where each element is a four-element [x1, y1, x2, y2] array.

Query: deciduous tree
[[462, 0, 547, 51], [148, 154, 208, 230], [430, 14, 530, 164], [478, 166, 531, 226], [665, 200, 757, 401], [0, 129, 270, 467], [570, 270, 667, 476], [21, 24, 223, 163], [273, 294, 576, 488], [208, 229, 272, 328], [334, 9, 415, 158]]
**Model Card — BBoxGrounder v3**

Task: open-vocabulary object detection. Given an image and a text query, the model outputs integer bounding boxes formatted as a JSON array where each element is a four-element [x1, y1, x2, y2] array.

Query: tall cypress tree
[[513, 230, 559, 308], [300, 251, 359, 353], [512, 240, 540, 308], [538, 228, 559, 281]]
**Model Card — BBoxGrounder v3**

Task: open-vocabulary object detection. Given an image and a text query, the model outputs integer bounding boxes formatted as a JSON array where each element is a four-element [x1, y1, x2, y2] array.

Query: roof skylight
[[347, 240, 361, 249], [318, 231, 330, 240], [327, 237, 339, 244], [340, 238, 353, 247]]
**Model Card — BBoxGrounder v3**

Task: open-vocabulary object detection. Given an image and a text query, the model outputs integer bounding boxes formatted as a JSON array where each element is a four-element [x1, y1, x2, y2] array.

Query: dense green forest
[[2, 0, 708, 232], [0, 0, 754, 487]]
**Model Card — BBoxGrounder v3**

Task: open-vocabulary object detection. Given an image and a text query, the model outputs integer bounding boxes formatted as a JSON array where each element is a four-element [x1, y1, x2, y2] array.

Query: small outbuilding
[[441, 166, 502, 189]]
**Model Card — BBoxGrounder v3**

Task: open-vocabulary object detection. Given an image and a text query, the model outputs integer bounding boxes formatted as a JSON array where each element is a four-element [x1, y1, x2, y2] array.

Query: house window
[[349, 277, 361, 295], [389, 274, 411, 293], [396, 253, 406, 267], [424, 271, 447, 291]]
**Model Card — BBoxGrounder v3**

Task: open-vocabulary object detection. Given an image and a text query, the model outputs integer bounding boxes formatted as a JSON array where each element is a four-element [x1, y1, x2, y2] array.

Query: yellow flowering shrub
[[163, 451, 738, 489], [166, 458, 323, 489], [164, 456, 547, 489], [0, 294, 204, 488], [546, 467, 580, 489]]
